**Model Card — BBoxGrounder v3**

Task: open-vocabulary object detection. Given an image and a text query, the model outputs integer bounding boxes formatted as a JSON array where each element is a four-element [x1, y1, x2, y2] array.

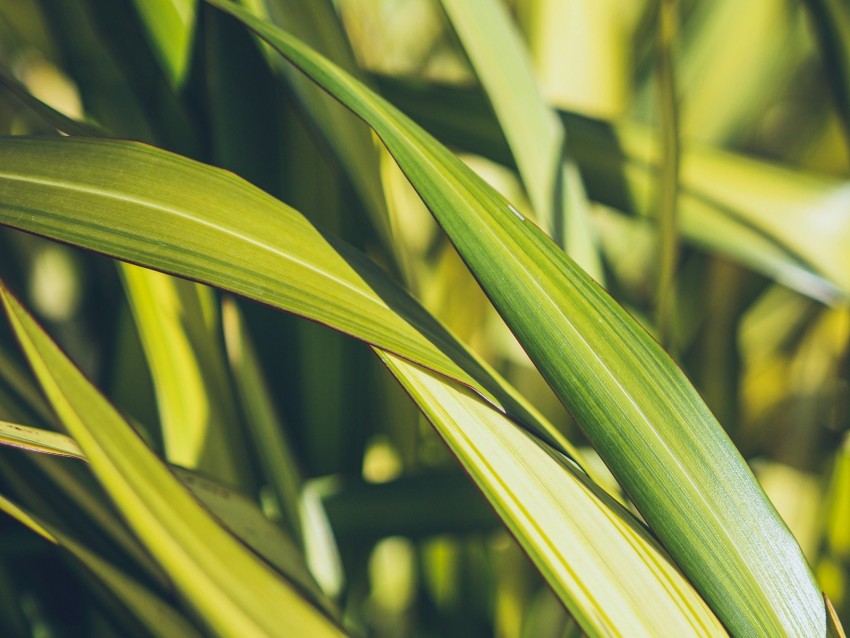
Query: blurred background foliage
[[0, 0, 848, 636]]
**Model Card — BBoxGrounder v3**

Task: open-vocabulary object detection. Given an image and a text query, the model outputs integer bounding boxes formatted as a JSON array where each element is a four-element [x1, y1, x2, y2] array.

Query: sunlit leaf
[[379, 351, 727, 637], [0, 283, 346, 637], [205, 4, 826, 634], [439, 0, 602, 279], [130, 0, 197, 88], [0, 134, 578, 463]]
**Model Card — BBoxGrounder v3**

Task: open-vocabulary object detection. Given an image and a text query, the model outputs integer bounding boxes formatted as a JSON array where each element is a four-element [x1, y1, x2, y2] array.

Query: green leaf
[[205, 3, 825, 634], [438, 0, 602, 280], [121, 265, 253, 489], [378, 351, 727, 637], [130, 0, 197, 88], [0, 137, 469, 393], [0, 418, 83, 458], [0, 134, 578, 463], [0, 282, 346, 637]]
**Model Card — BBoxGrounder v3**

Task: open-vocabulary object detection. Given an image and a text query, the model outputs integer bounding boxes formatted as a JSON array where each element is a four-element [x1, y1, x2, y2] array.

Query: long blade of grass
[[0, 134, 580, 462], [438, 0, 602, 279], [0, 69, 107, 137], [0, 137, 471, 397], [0, 283, 346, 637], [205, 4, 826, 634], [378, 350, 727, 637], [0, 419, 83, 458]]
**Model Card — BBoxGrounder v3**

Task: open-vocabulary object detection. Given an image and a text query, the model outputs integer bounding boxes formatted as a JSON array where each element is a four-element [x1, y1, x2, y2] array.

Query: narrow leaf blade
[[205, 4, 826, 634], [379, 351, 728, 637], [0, 282, 346, 638]]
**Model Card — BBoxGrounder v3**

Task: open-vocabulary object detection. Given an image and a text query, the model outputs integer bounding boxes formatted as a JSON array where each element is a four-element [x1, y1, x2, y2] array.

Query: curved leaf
[[0, 283, 346, 637], [379, 351, 727, 637], [0, 134, 578, 463], [205, 4, 826, 635]]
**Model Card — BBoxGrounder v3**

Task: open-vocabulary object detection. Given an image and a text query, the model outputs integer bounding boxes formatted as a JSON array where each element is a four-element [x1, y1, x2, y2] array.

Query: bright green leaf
[[379, 351, 728, 637], [131, 0, 197, 88], [204, 4, 826, 634], [0, 134, 578, 464], [0, 282, 346, 637], [439, 0, 602, 279]]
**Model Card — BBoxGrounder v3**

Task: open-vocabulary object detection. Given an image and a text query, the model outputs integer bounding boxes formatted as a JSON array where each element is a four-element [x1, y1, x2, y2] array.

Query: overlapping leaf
[[439, 0, 602, 279], [0, 85, 729, 637], [204, 3, 826, 634], [0, 312, 729, 637], [0, 284, 345, 637]]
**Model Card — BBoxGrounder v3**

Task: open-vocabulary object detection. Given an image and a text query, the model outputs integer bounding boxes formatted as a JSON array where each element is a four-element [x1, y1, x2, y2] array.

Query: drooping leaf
[[0, 134, 578, 462], [0, 282, 346, 637], [378, 351, 727, 637], [204, 4, 826, 634]]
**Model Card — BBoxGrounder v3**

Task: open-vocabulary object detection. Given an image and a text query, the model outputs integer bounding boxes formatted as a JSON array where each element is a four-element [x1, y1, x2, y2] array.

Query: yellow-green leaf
[[0, 282, 346, 637], [205, 4, 826, 634], [379, 351, 728, 637]]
